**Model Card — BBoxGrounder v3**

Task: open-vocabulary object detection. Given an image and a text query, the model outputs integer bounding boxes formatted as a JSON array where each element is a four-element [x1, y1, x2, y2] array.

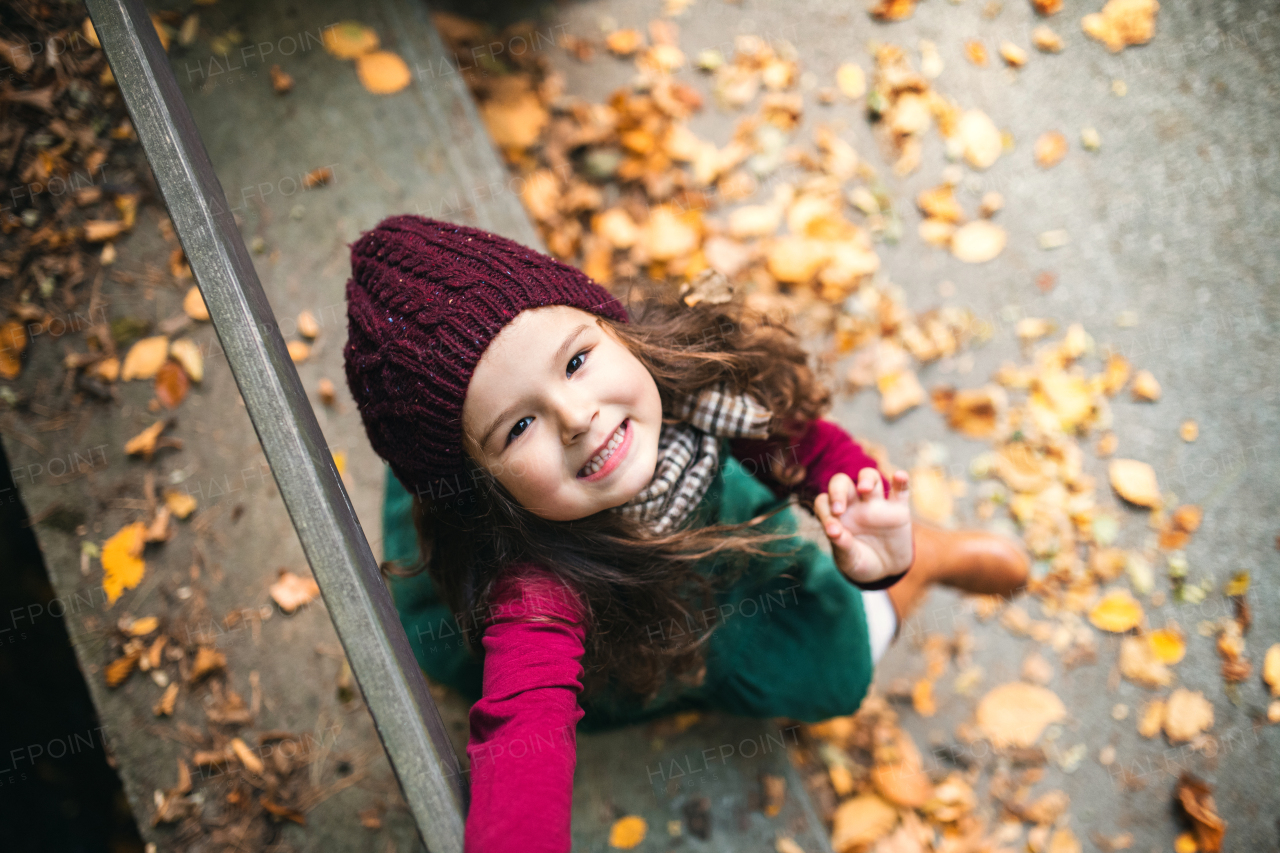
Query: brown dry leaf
[[164, 489, 197, 520], [1101, 352, 1131, 396], [1260, 643, 1280, 697], [1163, 688, 1213, 743], [1034, 131, 1069, 168], [1109, 459, 1161, 507], [323, 20, 379, 59], [871, 732, 933, 808], [1172, 505, 1202, 533], [912, 677, 937, 716], [102, 522, 147, 606], [165, 339, 202, 383], [1120, 635, 1174, 687], [1034, 0, 1064, 13], [121, 336, 171, 381], [1089, 589, 1144, 632], [270, 570, 321, 614], [1022, 789, 1069, 824], [976, 682, 1065, 748], [270, 64, 294, 94], [154, 682, 179, 716], [1137, 698, 1164, 737], [154, 360, 190, 409], [479, 78, 549, 152], [356, 50, 411, 95], [951, 220, 1007, 263], [831, 793, 898, 852], [1096, 432, 1118, 457], [605, 29, 644, 56], [946, 387, 1000, 438], [964, 40, 989, 66], [879, 370, 925, 419], [917, 184, 966, 224], [126, 616, 160, 636], [318, 378, 337, 406], [145, 507, 172, 543], [84, 220, 129, 242], [260, 797, 306, 825], [125, 421, 167, 458], [230, 737, 265, 775], [1131, 369, 1161, 401], [303, 167, 332, 188], [910, 468, 952, 525], [869, 0, 919, 22], [189, 646, 226, 683], [1180, 420, 1199, 441], [105, 649, 141, 687], [1000, 41, 1029, 67], [645, 205, 701, 261], [608, 815, 647, 849], [287, 340, 311, 363], [996, 442, 1051, 492], [1148, 626, 1187, 664], [0, 319, 27, 379], [297, 310, 320, 339], [182, 286, 209, 321], [1082, 0, 1160, 53], [1033, 25, 1065, 51], [1176, 773, 1226, 853]]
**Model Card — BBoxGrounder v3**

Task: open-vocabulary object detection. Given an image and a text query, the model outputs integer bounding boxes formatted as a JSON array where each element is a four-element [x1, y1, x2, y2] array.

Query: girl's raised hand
[[812, 468, 913, 586]]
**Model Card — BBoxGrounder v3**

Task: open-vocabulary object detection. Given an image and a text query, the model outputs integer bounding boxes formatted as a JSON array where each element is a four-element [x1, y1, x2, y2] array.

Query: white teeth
[[582, 421, 626, 475]]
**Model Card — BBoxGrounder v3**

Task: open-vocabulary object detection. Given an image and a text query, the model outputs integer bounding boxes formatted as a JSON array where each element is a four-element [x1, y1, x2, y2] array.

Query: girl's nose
[[553, 393, 595, 444]]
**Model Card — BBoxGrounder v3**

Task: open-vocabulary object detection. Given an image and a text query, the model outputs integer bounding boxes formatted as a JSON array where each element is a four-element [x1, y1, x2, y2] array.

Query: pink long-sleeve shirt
[[462, 418, 896, 851]]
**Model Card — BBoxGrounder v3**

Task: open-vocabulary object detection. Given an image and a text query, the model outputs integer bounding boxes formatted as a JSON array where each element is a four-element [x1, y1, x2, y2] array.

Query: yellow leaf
[[1089, 589, 1144, 632], [1148, 627, 1186, 664], [0, 319, 27, 380], [975, 682, 1065, 748], [121, 335, 170, 380], [183, 286, 209, 321], [831, 793, 898, 852], [322, 20, 380, 59], [1109, 458, 1161, 507], [608, 815, 647, 849], [356, 50, 411, 95], [126, 615, 160, 636], [164, 489, 197, 520], [102, 522, 147, 606]]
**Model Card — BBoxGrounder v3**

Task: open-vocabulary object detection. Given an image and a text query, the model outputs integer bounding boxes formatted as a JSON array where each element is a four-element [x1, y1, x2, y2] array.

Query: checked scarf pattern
[[612, 382, 773, 535]]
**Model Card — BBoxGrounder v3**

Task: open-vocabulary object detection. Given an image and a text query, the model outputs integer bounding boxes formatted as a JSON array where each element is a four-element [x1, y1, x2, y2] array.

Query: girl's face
[[460, 305, 662, 522]]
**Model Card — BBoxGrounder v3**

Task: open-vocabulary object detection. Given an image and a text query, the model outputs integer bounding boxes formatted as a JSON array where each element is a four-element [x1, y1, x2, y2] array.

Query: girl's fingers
[[814, 493, 849, 543], [857, 467, 884, 502], [827, 473, 854, 515], [888, 469, 910, 503]]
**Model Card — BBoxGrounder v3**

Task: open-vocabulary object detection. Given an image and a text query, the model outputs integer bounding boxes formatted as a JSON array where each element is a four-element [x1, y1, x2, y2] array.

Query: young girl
[[343, 215, 1028, 851]]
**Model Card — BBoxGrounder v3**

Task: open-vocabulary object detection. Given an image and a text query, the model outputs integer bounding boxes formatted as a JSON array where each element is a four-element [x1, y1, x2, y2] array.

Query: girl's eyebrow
[[478, 322, 593, 451]]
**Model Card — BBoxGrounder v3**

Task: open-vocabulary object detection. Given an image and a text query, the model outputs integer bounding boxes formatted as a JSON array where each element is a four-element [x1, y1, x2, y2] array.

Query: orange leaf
[[102, 522, 147, 606], [1090, 589, 1144, 633], [154, 360, 190, 408]]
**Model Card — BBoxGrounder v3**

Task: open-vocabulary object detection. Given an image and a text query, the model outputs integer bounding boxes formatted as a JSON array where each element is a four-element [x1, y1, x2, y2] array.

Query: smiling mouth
[[578, 419, 629, 479]]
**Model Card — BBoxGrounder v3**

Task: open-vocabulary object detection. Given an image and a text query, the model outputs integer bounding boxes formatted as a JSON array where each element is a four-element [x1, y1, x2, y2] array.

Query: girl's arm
[[728, 418, 909, 591], [464, 566, 587, 852]]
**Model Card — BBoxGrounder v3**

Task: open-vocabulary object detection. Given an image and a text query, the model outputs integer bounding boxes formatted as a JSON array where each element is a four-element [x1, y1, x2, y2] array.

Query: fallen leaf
[[1131, 369, 1161, 401], [912, 677, 937, 716], [1082, 0, 1160, 53], [964, 39, 989, 66], [976, 682, 1066, 748], [230, 738, 265, 775], [127, 615, 160, 636], [303, 167, 332, 188], [1021, 789, 1069, 824], [145, 507, 171, 543], [1033, 0, 1064, 13], [84, 220, 129, 242], [356, 50, 411, 95], [322, 20, 379, 59], [163, 490, 197, 520], [189, 646, 226, 683], [1101, 352, 1131, 396], [910, 468, 952, 525], [154, 682, 179, 716], [1164, 688, 1213, 743], [871, 731, 933, 807], [1148, 626, 1187, 664], [102, 522, 147, 606], [1172, 505, 1202, 532], [105, 649, 141, 687], [608, 815, 647, 849], [946, 387, 1001, 438], [1033, 25, 1065, 51], [605, 29, 643, 56], [1176, 773, 1226, 853], [1263, 644, 1280, 697], [1089, 589, 1144, 632], [950, 220, 1007, 263], [0, 319, 27, 379], [260, 796, 306, 824], [183, 286, 209, 321], [760, 773, 786, 817], [479, 79, 549, 152], [297, 310, 320, 339], [270, 570, 321, 614], [1000, 41, 1029, 67], [1120, 635, 1173, 687], [121, 336, 171, 381], [1180, 420, 1199, 441], [318, 378, 337, 406], [270, 64, 294, 93], [125, 421, 167, 458], [154, 360, 190, 408], [1109, 459, 1161, 507], [1034, 130, 1069, 168], [1174, 832, 1198, 853], [879, 370, 925, 419], [287, 340, 311, 363], [836, 63, 866, 99], [956, 109, 1003, 170], [168, 339, 203, 383], [1049, 827, 1082, 853], [1137, 698, 1165, 737], [831, 793, 898, 852]]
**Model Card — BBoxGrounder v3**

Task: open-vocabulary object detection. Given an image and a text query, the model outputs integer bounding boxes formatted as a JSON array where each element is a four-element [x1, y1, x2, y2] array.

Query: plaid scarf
[[612, 382, 773, 535]]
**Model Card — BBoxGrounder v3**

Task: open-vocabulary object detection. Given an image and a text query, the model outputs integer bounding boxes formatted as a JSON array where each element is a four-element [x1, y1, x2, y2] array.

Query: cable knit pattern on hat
[[344, 215, 629, 498]]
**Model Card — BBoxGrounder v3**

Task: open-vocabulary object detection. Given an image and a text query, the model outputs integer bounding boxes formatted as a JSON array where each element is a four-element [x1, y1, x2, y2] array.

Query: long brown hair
[[399, 280, 833, 704]]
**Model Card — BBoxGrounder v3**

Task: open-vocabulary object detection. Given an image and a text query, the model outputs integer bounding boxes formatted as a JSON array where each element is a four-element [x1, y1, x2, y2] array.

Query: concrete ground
[[4, 0, 1277, 850]]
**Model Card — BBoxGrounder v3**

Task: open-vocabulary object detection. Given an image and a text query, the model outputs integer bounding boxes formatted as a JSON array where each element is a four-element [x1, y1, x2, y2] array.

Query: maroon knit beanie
[[343, 215, 630, 499]]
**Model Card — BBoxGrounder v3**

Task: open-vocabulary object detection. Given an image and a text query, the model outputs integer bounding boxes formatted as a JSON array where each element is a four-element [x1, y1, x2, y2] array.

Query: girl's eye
[[567, 348, 590, 376], [506, 416, 533, 445]]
